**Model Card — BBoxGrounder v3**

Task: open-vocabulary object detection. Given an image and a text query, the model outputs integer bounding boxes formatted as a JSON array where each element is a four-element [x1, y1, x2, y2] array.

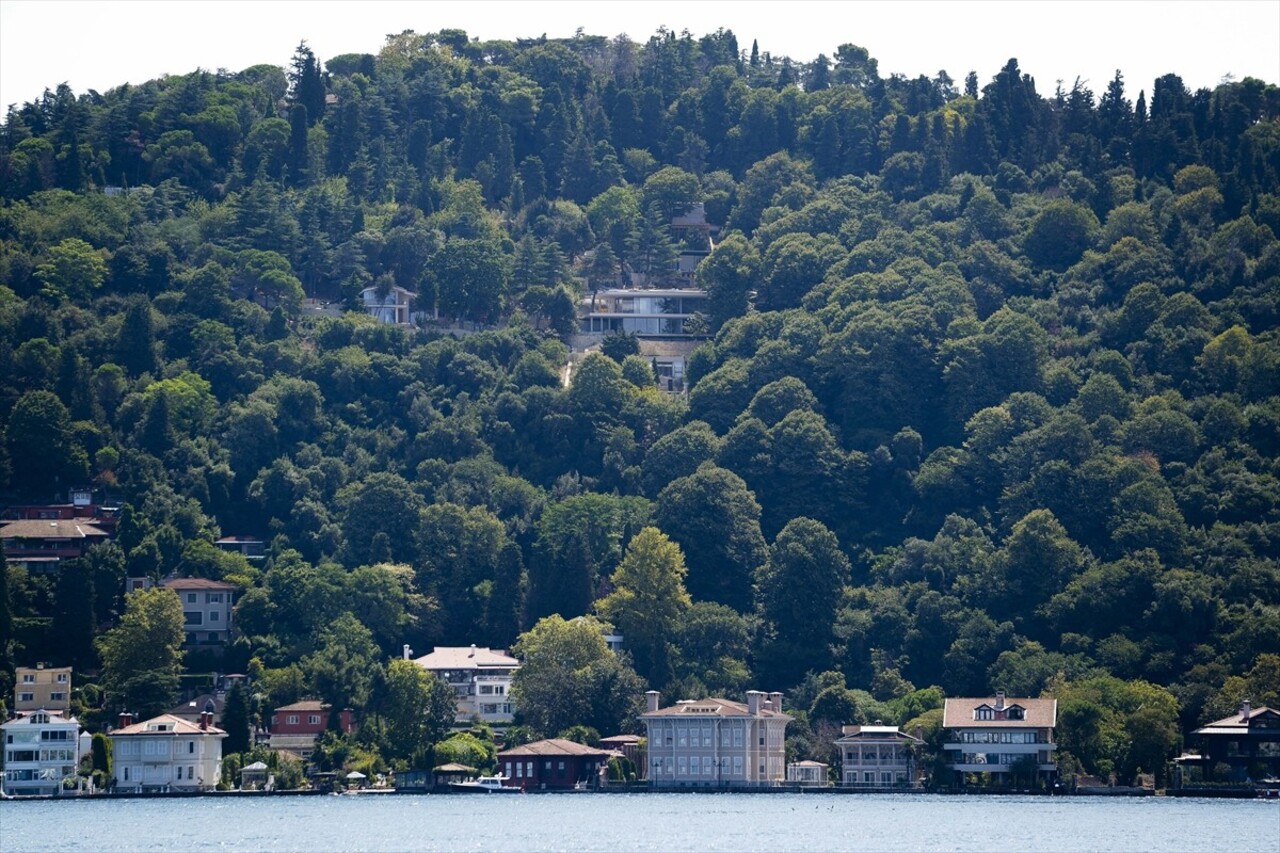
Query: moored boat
[[448, 774, 520, 794]]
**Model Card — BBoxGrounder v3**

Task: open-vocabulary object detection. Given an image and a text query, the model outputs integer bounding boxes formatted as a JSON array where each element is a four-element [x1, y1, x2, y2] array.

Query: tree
[[5, 390, 89, 496], [96, 587, 185, 717], [597, 527, 691, 686], [655, 465, 767, 612], [1022, 199, 1099, 269], [376, 658, 457, 764], [430, 238, 511, 323], [696, 233, 759, 329], [754, 518, 850, 689], [288, 42, 326, 127], [221, 681, 252, 755], [51, 559, 96, 670], [510, 615, 643, 737], [35, 237, 107, 302], [116, 295, 158, 377], [304, 613, 381, 726], [339, 473, 425, 566]]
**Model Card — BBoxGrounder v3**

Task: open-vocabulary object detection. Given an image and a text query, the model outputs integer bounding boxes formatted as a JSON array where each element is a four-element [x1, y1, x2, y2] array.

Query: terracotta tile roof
[[161, 577, 239, 590], [413, 646, 519, 670], [641, 697, 792, 719], [111, 713, 225, 736], [0, 519, 109, 538], [497, 738, 618, 758], [942, 697, 1057, 728]]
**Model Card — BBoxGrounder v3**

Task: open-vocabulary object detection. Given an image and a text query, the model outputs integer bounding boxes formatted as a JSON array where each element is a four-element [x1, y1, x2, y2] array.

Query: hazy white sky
[[1, 0, 1277, 110]]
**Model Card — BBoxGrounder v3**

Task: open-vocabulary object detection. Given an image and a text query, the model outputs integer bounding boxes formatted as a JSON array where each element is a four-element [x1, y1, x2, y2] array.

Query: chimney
[[469, 643, 477, 658], [199, 711, 209, 730], [747, 690, 762, 715], [403, 644, 413, 660], [118, 711, 133, 728], [769, 692, 783, 713], [995, 691, 1006, 710], [646, 690, 661, 713], [1241, 699, 1252, 722]]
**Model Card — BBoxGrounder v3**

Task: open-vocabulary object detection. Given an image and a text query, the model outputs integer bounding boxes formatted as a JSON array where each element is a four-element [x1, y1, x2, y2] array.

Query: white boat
[[448, 774, 520, 794]]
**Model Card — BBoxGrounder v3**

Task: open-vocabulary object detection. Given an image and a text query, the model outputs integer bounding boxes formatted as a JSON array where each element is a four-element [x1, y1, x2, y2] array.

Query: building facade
[[412, 645, 519, 726], [1190, 702, 1280, 782], [160, 578, 237, 649], [0, 519, 110, 571], [268, 701, 354, 757], [110, 712, 225, 793], [835, 724, 923, 788], [942, 692, 1057, 786], [1, 710, 83, 796], [580, 288, 709, 338], [497, 738, 618, 790], [640, 690, 792, 788], [360, 284, 417, 325], [14, 664, 72, 714]]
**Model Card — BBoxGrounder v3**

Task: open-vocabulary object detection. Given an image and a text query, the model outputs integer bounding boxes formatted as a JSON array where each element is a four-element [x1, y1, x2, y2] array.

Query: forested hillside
[[2, 28, 1278, 780]]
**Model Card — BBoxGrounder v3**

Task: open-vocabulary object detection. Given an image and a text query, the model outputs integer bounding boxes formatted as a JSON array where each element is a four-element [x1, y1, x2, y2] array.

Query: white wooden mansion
[[109, 711, 226, 793]]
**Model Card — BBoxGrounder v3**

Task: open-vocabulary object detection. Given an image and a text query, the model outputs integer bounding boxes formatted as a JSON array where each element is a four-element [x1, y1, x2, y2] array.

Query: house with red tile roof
[[109, 712, 226, 792], [497, 738, 620, 790]]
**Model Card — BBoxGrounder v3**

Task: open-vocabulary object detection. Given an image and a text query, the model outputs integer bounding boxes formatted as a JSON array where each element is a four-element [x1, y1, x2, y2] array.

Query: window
[[184, 611, 203, 625], [18, 693, 33, 703], [558, 761, 565, 771], [188, 741, 195, 754], [56, 673, 68, 683], [678, 727, 687, 747], [690, 756, 700, 775], [544, 760, 552, 771], [22, 674, 34, 683], [515, 762, 523, 778], [206, 593, 222, 603], [287, 715, 299, 725], [732, 756, 743, 777], [976, 707, 994, 721], [864, 771, 874, 783], [308, 715, 320, 725], [210, 611, 219, 622], [732, 728, 743, 748], [49, 692, 66, 702], [123, 767, 130, 781], [187, 593, 197, 604]]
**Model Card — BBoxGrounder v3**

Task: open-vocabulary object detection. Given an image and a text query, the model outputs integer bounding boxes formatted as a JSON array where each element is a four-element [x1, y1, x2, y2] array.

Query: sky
[[1, 0, 1277, 110]]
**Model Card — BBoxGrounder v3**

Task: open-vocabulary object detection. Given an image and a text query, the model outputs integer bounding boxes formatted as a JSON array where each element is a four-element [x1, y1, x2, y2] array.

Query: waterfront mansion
[[641, 690, 792, 788]]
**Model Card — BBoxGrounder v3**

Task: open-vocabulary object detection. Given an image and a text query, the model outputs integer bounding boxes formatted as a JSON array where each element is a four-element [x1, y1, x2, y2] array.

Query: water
[[2, 793, 1276, 852]]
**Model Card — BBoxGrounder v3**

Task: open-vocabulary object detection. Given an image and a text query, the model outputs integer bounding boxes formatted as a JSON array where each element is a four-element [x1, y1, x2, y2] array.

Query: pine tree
[[221, 681, 252, 755], [288, 42, 326, 127]]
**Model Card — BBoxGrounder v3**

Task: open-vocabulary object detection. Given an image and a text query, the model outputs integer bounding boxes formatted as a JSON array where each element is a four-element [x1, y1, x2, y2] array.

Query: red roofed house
[[269, 701, 355, 758], [942, 691, 1058, 787], [497, 738, 620, 790], [0, 519, 110, 572], [640, 690, 792, 788], [160, 577, 238, 649], [109, 711, 226, 792]]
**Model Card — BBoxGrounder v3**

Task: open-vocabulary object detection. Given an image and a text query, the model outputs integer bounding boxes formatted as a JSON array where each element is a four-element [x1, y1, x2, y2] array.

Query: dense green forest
[[2, 27, 1279, 783]]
